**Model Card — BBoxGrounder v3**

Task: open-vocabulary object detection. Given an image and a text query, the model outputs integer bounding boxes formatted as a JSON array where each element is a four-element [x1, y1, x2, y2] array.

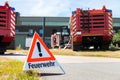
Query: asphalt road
[[1, 53, 120, 80]]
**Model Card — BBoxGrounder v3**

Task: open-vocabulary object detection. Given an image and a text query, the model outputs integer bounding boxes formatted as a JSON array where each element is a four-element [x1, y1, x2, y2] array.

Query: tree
[[112, 30, 120, 47]]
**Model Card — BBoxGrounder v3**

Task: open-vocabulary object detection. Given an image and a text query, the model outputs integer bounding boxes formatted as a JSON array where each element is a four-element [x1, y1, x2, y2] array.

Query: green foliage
[[112, 30, 120, 47]]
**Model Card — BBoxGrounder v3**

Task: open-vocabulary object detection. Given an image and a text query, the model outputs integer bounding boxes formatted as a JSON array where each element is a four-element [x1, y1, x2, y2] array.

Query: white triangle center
[[31, 39, 50, 58]]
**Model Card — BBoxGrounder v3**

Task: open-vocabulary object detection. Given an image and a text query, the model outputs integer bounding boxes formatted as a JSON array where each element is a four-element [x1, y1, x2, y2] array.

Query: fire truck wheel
[[72, 45, 78, 51], [72, 42, 81, 51], [0, 47, 6, 55], [100, 44, 109, 50], [94, 45, 98, 49], [0, 51, 4, 55]]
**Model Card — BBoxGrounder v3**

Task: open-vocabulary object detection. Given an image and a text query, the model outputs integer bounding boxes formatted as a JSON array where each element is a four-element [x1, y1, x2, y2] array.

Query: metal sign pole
[[43, 17, 45, 42]]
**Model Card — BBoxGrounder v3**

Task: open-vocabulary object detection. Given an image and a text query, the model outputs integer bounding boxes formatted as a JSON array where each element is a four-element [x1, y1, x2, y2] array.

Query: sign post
[[23, 32, 65, 74]]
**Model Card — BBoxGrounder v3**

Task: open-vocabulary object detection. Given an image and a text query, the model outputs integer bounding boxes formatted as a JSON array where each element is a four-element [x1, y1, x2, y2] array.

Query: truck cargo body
[[70, 6, 113, 51], [0, 2, 16, 54]]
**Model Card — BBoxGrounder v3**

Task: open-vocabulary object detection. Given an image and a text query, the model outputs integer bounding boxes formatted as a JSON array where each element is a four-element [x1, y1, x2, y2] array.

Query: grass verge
[[50, 49, 120, 58], [0, 57, 40, 80], [6, 49, 120, 58]]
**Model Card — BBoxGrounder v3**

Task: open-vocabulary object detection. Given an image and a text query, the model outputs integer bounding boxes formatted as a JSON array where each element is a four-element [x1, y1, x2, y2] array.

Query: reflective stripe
[[72, 21, 76, 26], [108, 20, 112, 25], [109, 24, 112, 29], [108, 16, 112, 21], [73, 14, 76, 17], [11, 23, 15, 29], [11, 19, 15, 25], [11, 15, 15, 21], [11, 10, 13, 14], [72, 18, 76, 23], [72, 25, 76, 30], [10, 27, 15, 35]]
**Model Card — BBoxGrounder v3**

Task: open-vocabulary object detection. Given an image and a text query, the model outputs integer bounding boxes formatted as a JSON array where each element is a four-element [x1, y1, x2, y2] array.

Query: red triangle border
[[27, 32, 56, 62]]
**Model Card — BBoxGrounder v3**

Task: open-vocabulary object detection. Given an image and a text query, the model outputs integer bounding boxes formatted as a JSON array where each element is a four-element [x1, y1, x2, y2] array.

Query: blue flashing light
[[107, 9, 112, 12], [11, 7, 15, 11], [72, 11, 75, 14]]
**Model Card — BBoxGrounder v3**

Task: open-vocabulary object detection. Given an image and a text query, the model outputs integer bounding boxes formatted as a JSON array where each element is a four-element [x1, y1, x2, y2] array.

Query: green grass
[[50, 49, 120, 58], [6, 49, 120, 58], [0, 57, 40, 80]]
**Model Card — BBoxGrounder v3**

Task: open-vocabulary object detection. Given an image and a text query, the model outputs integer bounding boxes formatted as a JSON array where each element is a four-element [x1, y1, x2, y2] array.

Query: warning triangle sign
[[27, 32, 55, 62], [23, 32, 65, 73]]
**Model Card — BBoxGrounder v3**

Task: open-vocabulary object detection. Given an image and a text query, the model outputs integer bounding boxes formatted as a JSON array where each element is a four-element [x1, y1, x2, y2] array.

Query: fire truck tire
[[100, 44, 109, 50], [0, 45, 7, 55], [72, 45, 78, 51], [0, 48, 5, 55], [0, 51, 5, 55], [94, 45, 98, 49], [72, 42, 82, 51]]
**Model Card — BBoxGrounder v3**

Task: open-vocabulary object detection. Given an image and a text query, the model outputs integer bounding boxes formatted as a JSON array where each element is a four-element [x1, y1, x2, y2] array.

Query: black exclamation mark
[[37, 42, 42, 57]]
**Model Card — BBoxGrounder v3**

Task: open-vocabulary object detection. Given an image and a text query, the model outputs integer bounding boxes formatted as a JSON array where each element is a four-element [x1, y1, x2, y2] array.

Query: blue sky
[[0, 0, 120, 17]]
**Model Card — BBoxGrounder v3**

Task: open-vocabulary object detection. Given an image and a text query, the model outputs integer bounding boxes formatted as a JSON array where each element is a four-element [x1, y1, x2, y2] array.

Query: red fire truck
[[70, 6, 113, 51], [0, 2, 16, 54]]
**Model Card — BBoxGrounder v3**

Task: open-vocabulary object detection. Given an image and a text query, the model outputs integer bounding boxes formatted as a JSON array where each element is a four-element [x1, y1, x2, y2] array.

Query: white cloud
[[0, 0, 120, 17], [30, 0, 71, 17]]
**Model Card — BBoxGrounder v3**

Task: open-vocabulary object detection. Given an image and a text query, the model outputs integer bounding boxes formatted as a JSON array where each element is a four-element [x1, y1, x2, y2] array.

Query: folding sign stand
[[23, 32, 65, 74]]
